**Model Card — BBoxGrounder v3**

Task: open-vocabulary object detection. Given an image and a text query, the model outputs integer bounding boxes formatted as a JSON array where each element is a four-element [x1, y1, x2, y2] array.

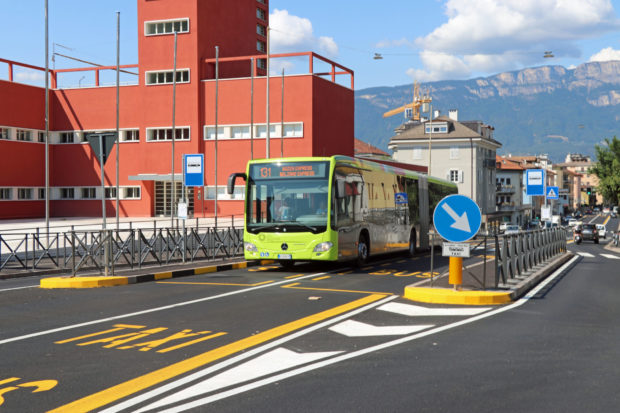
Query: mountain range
[[355, 61, 620, 162]]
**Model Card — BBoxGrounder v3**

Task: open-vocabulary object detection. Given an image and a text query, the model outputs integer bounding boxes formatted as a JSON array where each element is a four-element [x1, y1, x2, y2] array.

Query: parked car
[[579, 223, 599, 244], [596, 224, 607, 238], [568, 219, 581, 228], [499, 222, 511, 233], [504, 225, 520, 235]]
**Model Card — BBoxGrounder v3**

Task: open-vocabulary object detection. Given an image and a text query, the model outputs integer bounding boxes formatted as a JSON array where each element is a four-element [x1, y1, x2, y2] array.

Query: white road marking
[[600, 254, 620, 260], [377, 302, 491, 317], [100, 295, 398, 413], [328, 320, 433, 337], [135, 347, 342, 413], [0, 285, 39, 292], [141, 255, 580, 413], [576, 252, 595, 257]]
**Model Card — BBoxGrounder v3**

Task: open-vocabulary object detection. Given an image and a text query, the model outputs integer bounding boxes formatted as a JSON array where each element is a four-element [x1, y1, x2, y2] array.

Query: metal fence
[[1, 224, 244, 275], [494, 227, 568, 287]]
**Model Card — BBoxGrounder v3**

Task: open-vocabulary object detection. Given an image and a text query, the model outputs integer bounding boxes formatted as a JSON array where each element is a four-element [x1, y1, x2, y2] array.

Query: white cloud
[[589, 47, 620, 62], [406, 0, 620, 81], [269, 9, 338, 58], [375, 38, 413, 49], [15, 70, 45, 83]]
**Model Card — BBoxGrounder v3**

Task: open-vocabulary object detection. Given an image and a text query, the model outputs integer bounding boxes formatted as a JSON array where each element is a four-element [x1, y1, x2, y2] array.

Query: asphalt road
[[0, 216, 618, 412]]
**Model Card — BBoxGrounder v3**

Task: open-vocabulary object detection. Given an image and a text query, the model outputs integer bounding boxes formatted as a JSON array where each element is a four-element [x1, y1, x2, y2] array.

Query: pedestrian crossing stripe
[[600, 254, 620, 260], [577, 252, 620, 259], [577, 252, 595, 257]]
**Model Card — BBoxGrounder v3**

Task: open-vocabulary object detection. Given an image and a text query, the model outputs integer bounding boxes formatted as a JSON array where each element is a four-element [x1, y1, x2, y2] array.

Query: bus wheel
[[356, 234, 369, 266], [407, 231, 416, 257], [279, 260, 296, 270]]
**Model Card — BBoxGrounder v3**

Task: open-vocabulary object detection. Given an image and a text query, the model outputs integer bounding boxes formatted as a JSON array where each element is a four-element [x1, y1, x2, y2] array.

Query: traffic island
[[403, 252, 574, 306], [404, 286, 511, 305], [39, 260, 274, 289]]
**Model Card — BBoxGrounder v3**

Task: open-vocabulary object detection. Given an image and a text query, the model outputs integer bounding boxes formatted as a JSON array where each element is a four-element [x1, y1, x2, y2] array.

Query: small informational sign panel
[[526, 169, 545, 196], [541, 206, 552, 221], [442, 243, 471, 258], [546, 186, 559, 200], [395, 192, 408, 205], [177, 202, 188, 220], [183, 154, 204, 187]]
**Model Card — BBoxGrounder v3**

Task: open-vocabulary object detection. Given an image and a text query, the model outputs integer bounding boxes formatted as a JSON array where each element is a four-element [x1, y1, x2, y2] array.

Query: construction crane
[[382, 81, 432, 121]]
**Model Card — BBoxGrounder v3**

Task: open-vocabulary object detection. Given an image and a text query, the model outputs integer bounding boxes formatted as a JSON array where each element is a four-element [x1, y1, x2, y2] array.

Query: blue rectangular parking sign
[[183, 154, 204, 187], [526, 169, 545, 196]]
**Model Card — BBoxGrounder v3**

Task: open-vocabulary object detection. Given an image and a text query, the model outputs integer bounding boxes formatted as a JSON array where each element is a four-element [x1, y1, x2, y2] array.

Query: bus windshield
[[246, 161, 330, 234]]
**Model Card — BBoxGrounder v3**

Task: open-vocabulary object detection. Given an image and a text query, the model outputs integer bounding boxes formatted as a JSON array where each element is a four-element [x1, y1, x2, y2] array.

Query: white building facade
[[388, 111, 502, 228]]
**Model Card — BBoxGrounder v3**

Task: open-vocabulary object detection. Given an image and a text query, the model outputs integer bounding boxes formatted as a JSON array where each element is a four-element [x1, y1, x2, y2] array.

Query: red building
[[0, 0, 354, 219]]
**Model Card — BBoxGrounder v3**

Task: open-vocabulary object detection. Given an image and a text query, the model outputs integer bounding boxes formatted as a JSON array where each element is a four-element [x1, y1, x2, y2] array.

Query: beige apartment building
[[388, 111, 502, 228]]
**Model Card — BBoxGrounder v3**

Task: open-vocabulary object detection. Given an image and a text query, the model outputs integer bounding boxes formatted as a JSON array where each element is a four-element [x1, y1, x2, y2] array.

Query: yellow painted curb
[[154, 271, 173, 280], [194, 266, 217, 275], [40, 276, 129, 289], [404, 286, 511, 305]]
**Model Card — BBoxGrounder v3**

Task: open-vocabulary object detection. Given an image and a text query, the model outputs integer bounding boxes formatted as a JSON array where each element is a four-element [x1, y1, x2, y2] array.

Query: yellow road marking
[[157, 332, 227, 353], [397, 260, 407, 263], [312, 276, 331, 281], [0, 378, 20, 386], [337, 270, 353, 275], [48, 294, 386, 413], [55, 325, 145, 344], [361, 266, 374, 271], [282, 283, 392, 295], [285, 273, 306, 279], [156, 280, 274, 287]]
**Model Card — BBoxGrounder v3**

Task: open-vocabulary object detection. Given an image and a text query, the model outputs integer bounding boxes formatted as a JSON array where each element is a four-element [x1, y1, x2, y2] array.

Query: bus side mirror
[[336, 180, 345, 198], [227, 172, 247, 195]]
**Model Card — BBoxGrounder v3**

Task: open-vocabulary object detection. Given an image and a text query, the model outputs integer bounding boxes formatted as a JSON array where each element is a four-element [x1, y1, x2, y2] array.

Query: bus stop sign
[[433, 194, 482, 243]]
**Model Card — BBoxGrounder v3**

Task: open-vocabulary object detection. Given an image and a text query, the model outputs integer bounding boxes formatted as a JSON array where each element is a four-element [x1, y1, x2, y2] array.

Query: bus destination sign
[[250, 162, 328, 180]]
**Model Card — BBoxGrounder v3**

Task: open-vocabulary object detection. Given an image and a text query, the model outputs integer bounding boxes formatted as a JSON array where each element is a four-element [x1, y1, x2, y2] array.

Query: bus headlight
[[313, 242, 333, 252], [244, 242, 258, 252]]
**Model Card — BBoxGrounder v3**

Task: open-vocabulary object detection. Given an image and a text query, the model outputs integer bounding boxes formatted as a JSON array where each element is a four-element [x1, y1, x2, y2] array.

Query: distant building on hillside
[[555, 154, 601, 207], [387, 110, 502, 229], [495, 156, 530, 227]]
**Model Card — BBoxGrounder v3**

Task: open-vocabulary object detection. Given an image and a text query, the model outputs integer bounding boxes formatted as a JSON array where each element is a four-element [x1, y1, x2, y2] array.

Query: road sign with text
[[526, 169, 545, 196]]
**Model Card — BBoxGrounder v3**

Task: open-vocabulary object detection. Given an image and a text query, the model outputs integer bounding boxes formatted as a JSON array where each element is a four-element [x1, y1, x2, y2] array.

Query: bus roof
[[247, 155, 456, 188]]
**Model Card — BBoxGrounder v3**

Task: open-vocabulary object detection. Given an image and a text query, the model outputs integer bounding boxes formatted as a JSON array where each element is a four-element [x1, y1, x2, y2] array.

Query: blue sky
[[2, 0, 620, 90]]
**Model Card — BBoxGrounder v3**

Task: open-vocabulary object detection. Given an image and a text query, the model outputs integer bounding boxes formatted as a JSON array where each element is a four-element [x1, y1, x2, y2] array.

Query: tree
[[590, 136, 620, 206]]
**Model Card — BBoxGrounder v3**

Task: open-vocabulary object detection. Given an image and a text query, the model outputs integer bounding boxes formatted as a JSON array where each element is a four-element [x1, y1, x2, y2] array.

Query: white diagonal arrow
[[442, 203, 471, 233]]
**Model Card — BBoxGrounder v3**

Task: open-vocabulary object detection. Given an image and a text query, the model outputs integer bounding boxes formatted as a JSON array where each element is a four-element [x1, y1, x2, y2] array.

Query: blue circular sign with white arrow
[[433, 194, 482, 242]]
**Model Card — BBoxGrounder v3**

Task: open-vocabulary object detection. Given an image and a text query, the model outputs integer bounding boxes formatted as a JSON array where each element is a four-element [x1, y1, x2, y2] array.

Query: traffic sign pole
[[433, 194, 482, 290], [449, 257, 463, 289]]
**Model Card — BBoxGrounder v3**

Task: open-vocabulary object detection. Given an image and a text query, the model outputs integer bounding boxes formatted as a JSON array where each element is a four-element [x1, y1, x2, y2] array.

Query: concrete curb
[[39, 259, 275, 289], [403, 252, 575, 306]]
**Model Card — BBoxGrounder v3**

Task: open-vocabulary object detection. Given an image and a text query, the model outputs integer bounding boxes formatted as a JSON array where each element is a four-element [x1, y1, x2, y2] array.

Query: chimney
[[448, 109, 458, 121]]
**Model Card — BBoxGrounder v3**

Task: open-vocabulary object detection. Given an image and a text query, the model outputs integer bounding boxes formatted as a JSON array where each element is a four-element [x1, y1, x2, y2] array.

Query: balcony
[[496, 184, 516, 194]]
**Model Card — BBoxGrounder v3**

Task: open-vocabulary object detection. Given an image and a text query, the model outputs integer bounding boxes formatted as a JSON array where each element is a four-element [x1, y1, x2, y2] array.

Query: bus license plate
[[278, 254, 292, 259]]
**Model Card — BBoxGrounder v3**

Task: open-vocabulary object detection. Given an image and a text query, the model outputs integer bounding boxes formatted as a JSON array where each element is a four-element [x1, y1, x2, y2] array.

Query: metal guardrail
[[494, 228, 568, 287], [1, 225, 243, 275]]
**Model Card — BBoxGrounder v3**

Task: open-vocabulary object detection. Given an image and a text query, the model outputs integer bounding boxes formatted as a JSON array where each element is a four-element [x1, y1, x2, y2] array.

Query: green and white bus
[[227, 156, 457, 267]]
